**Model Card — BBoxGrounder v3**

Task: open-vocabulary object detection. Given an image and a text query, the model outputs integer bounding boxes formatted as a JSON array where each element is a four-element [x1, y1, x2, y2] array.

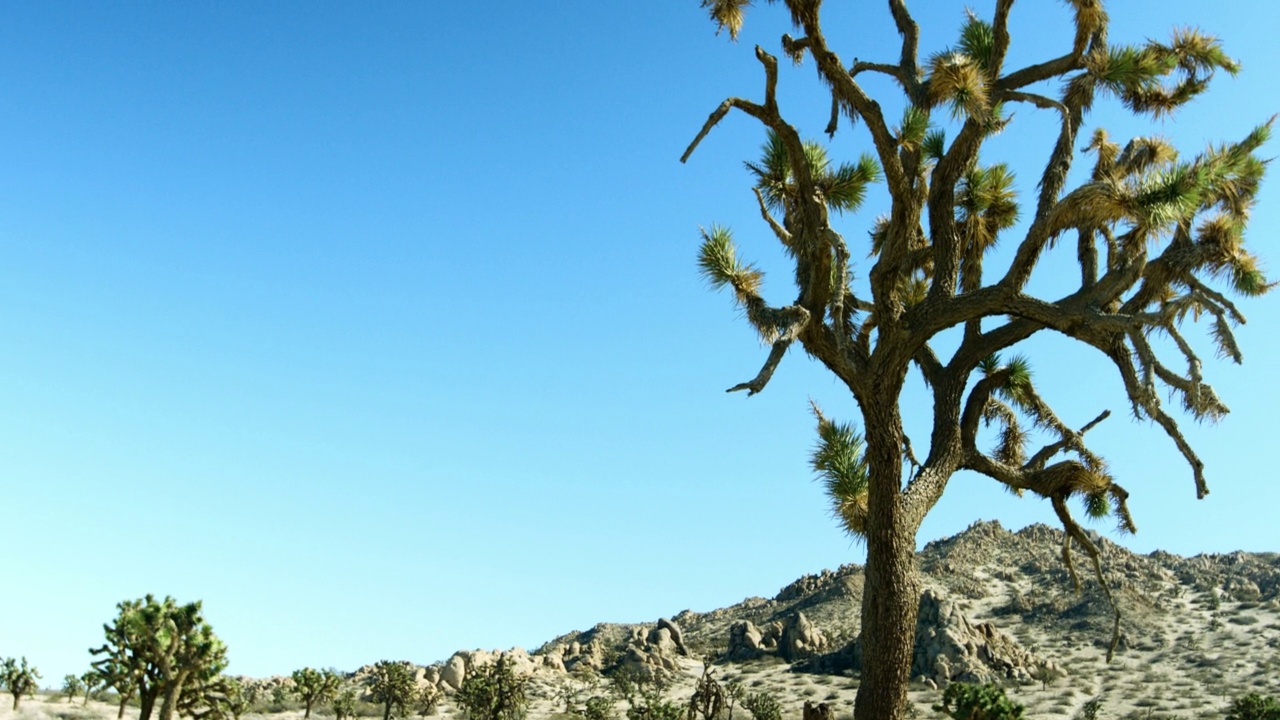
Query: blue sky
[[2, 1, 1277, 685]]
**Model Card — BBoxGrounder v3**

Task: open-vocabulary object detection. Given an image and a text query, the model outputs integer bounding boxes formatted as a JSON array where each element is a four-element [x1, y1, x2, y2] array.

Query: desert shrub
[[741, 692, 782, 720], [933, 682, 1024, 720], [583, 695, 615, 720], [455, 655, 529, 720], [1225, 693, 1280, 720], [608, 668, 680, 720], [1077, 697, 1104, 720]]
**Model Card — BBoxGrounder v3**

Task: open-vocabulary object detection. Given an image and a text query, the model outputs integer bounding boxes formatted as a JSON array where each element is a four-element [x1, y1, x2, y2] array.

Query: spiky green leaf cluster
[[1086, 28, 1239, 117], [897, 106, 929, 150], [745, 130, 880, 216], [958, 163, 1019, 290], [698, 225, 762, 299], [700, 0, 752, 40], [957, 12, 995, 72], [810, 405, 869, 538]]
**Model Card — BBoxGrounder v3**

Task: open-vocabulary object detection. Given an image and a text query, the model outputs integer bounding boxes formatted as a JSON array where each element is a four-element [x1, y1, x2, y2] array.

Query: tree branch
[[727, 339, 793, 396]]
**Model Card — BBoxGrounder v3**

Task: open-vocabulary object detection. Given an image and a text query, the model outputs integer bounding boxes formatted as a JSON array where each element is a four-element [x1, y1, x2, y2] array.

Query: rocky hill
[[272, 521, 1280, 719]]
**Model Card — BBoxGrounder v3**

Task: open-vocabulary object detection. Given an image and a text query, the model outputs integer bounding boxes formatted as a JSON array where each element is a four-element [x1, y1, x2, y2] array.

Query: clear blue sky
[[2, 1, 1277, 685]]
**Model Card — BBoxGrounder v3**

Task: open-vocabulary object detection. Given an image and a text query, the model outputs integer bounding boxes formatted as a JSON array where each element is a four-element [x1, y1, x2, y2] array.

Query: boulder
[[439, 654, 467, 692], [656, 618, 689, 656], [726, 620, 765, 661]]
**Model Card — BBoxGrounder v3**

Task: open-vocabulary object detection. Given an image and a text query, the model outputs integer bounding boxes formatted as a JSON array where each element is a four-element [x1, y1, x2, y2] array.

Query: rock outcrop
[[779, 612, 828, 661], [844, 587, 1056, 686]]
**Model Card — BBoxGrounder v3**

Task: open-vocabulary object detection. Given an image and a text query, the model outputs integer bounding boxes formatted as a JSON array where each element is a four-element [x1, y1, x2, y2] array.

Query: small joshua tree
[[455, 654, 529, 720], [64, 673, 85, 702], [366, 661, 418, 720], [81, 669, 104, 705], [416, 683, 439, 718], [333, 688, 358, 720], [1, 656, 42, 710], [686, 660, 728, 720], [292, 668, 342, 720]]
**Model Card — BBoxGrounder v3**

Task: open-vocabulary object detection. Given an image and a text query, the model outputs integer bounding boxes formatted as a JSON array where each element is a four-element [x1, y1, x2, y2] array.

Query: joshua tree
[[1, 657, 41, 710], [366, 661, 418, 720], [91, 595, 229, 720], [213, 677, 253, 720], [455, 655, 529, 720], [81, 669, 104, 705], [685, 2, 1271, 718], [333, 687, 359, 720], [63, 673, 85, 702], [292, 667, 342, 720]]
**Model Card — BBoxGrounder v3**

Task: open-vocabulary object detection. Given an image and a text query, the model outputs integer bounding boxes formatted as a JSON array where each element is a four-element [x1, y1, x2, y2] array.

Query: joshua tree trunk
[[157, 670, 190, 720], [853, 399, 921, 720], [139, 688, 158, 720], [382, 700, 393, 720]]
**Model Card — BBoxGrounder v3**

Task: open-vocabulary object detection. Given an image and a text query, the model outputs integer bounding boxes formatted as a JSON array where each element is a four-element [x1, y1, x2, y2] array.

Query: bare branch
[[752, 187, 793, 247], [997, 54, 1082, 92], [1050, 496, 1122, 663], [790, 13, 907, 195], [901, 434, 922, 474], [1024, 410, 1111, 471], [1001, 90, 1067, 113], [727, 339, 793, 396], [1102, 338, 1210, 498], [1183, 274, 1247, 324], [681, 96, 769, 164], [990, 0, 1015, 75], [852, 60, 910, 87], [886, 0, 920, 85], [681, 47, 782, 165]]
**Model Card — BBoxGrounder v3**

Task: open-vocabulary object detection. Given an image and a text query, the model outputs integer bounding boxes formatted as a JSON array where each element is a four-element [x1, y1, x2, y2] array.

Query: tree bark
[[139, 687, 159, 720], [853, 398, 921, 720], [157, 670, 189, 720]]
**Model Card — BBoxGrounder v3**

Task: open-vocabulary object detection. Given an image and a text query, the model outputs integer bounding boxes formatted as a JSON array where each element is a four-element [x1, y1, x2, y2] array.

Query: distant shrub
[[1077, 696, 1104, 720], [933, 682, 1023, 720], [608, 667, 680, 720], [1225, 693, 1280, 720], [741, 692, 782, 720], [583, 695, 615, 720]]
